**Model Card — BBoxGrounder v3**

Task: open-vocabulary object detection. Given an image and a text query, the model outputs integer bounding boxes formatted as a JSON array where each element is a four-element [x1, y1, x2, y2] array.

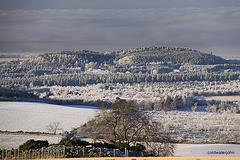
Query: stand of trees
[[78, 101, 175, 156], [1, 71, 240, 87], [0, 87, 37, 99]]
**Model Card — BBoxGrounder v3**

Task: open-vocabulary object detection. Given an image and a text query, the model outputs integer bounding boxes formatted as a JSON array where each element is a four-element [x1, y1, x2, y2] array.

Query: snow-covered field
[[0, 101, 98, 132], [1, 101, 240, 157]]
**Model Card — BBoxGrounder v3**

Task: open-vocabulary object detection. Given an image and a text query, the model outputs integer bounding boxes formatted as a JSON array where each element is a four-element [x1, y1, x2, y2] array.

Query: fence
[[1, 145, 65, 160], [0, 146, 143, 159]]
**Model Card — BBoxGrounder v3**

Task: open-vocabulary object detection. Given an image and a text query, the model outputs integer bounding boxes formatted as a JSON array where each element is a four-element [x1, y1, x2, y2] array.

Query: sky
[[0, 0, 240, 57]]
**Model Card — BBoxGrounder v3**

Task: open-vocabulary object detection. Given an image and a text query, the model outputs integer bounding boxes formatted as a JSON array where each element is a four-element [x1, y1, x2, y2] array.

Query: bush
[[92, 142, 117, 149], [19, 139, 49, 150], [58, 138, 89, 146]]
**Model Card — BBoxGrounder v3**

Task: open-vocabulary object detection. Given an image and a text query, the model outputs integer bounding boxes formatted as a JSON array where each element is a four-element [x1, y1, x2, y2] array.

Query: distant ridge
[[112, 46, 228, 65], [26, 46, 228, 67]]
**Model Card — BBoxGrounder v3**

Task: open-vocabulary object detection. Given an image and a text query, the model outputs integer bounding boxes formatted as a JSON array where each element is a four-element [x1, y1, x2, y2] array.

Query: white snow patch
[[0, 101, 98, 133]]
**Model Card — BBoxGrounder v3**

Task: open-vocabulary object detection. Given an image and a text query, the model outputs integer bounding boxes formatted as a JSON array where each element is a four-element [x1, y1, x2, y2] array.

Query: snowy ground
[[174, 143, 240, 157], [0, 101, 98, 133]]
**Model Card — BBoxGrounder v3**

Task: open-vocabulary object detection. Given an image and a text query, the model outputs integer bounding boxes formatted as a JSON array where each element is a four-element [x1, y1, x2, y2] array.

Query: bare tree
[[46, 122, 61, 134], [80, 101, 175, 156]]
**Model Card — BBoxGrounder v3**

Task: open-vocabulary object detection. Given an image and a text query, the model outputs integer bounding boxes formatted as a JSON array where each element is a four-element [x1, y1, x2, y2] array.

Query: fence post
[[99, 148, 101, 157], [125, 148, 127, 157], [63, 146, 65, 158], [50, 146, 53, 159], [16, 149, 19, 160], [52, 146, 55, 159], [35, 150, 37, 159], [21, 150, 23, 160], [38, 150, 40, 160], [2, 150, 3, 160], [82, 147, 84, 157], [50, 147, 54, 159], [23, 150, 25, 160], [5, 150, 7, 160], [47, 148, 49, 159], [14, 149, 16, 160], [53, 146, 55, 159], [1, 149, 4, 160], [57, 148, 59, 159], [32, 150, 34, 160], [43, 148, 45, 159], [57, 147, 59, 159], [18, 149, 20, 160], [41, 148, 43, 159], [60, 147, 62, 158]]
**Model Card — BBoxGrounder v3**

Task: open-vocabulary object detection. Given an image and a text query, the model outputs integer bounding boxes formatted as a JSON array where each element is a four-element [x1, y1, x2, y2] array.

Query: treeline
[[0, 87, 37, 99], [1, 71, 240, 87], [180, 64, 240, 73], [153, 96, 240, 113]]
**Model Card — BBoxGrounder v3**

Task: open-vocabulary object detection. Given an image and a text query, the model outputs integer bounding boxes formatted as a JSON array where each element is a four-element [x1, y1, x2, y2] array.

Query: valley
[[1, 46, 240, 157]]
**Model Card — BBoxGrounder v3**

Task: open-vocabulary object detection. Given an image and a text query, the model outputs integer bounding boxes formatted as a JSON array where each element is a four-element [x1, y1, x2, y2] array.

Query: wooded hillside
[[0, 46, 238, 88]]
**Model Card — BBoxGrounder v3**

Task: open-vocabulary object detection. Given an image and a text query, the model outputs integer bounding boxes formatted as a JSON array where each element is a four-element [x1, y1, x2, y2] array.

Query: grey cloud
[[1, 0, 240, 10], [0, 6, 240, 56]]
